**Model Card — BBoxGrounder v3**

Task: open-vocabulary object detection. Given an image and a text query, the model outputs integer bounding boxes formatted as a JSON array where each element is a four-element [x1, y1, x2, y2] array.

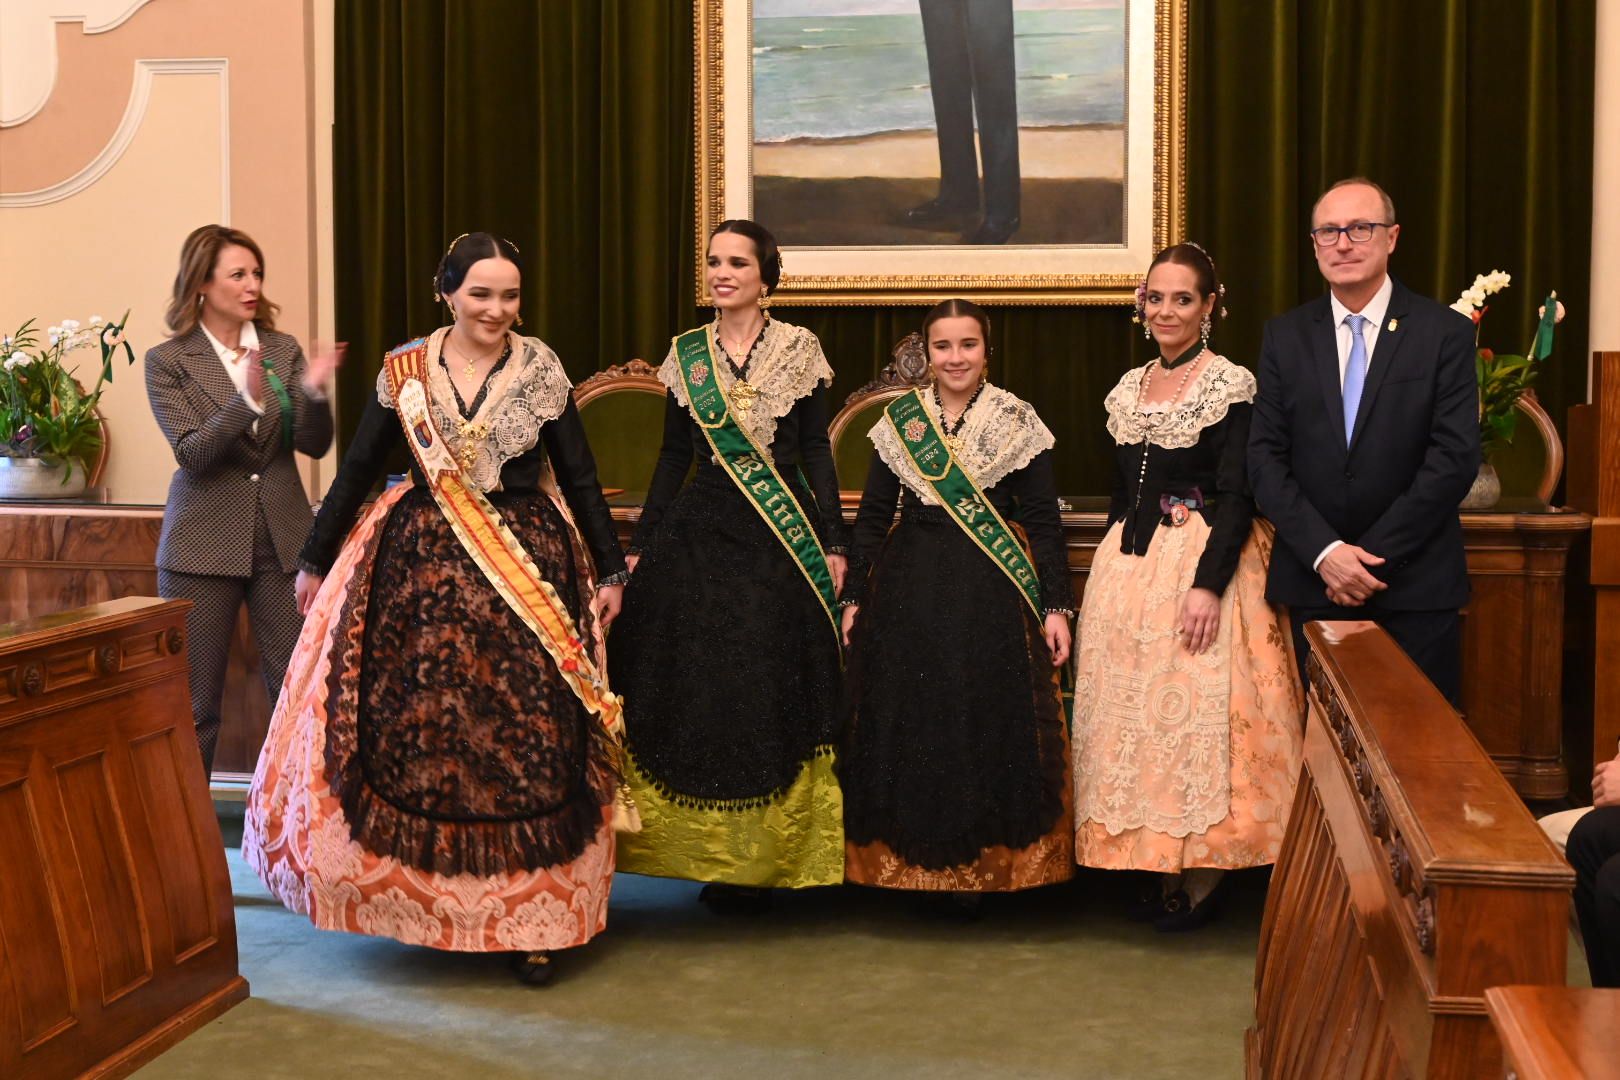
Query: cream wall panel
[[0, 70, 224, 504]]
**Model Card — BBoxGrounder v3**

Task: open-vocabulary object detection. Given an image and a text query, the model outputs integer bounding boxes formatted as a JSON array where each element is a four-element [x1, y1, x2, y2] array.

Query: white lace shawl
[[375, 328, 572, 492], [868, 384, 1055, 506], [1103, 355, 1256, 450], [656, 320, 834, 450]]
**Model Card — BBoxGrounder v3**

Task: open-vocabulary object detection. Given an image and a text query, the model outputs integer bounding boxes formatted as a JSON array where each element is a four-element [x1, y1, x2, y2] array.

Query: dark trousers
[[1567, 806, 1620, 988], [918, 0, 1021, 224], [1289, 606, 1462, 708], [157, 508, 300, 777]]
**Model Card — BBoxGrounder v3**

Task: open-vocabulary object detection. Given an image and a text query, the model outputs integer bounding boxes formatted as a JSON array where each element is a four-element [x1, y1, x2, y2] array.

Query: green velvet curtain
[[335, 0, 1595, 495]]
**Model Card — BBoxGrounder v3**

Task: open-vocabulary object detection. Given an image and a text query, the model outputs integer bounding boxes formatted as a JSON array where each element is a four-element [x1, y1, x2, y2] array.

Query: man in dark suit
[[904, 0, 1021, 244], [1248, 177, 1480, 704]]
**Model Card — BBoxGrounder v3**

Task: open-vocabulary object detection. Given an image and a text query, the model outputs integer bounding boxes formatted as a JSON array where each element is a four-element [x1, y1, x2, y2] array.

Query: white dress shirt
[[1327, 274, 1394, 387], [1315, 274, 1394, 571], [200, 320, 263, 435]]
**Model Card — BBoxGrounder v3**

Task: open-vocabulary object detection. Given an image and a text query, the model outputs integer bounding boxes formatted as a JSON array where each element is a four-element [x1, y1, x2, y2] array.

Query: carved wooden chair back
[[572, 359, 668, 494], [828, 331, 932, 493]]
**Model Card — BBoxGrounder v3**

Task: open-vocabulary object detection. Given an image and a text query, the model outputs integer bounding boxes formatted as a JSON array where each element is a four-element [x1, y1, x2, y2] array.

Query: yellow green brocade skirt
[[614, 747, 845, 887]]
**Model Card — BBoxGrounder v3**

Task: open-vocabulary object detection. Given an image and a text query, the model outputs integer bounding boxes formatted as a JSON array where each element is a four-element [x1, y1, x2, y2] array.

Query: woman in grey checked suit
[[144, 225, 343, 776]]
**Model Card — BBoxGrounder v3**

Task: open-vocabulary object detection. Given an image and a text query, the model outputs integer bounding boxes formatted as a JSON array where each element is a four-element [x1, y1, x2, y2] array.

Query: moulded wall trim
[[0, 57, 229, 216], [0, 1, 159, 128]]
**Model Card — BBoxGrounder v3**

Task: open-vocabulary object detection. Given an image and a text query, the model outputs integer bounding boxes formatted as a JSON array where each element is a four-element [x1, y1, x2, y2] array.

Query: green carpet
[[134, 813, 1590, 1080]]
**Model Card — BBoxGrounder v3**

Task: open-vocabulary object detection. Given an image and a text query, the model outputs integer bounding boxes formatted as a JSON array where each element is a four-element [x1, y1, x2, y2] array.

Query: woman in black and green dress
[[608, 220, 846, 907], [839, 299, 1075, 906]]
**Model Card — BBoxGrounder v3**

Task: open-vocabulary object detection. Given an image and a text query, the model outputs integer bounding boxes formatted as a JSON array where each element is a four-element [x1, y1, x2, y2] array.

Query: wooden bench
[[1247, 621, 1574, 1077]]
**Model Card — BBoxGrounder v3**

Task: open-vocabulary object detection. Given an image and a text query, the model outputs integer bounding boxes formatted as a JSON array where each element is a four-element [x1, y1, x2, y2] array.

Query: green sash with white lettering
[[671, 327, 838, 633], [885, 388, 1043, 616]]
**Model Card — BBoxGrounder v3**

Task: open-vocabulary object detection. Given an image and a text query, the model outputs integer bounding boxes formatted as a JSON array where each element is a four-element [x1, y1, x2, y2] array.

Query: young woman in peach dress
[[1072, 244, 1304, 929]]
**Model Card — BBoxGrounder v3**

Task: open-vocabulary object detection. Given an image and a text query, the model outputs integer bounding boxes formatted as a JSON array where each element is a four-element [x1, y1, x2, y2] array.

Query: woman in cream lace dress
[[1072, 244, 1303, 930]]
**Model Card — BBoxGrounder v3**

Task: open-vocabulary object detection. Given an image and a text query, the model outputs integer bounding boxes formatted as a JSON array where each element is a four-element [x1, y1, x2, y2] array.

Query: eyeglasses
[[1309, 222, 1394, 247]]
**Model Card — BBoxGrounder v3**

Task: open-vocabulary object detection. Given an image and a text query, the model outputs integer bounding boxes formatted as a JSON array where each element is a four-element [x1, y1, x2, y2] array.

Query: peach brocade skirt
[[243, 484, 614, 952], [1072, 518, 1303, 872]]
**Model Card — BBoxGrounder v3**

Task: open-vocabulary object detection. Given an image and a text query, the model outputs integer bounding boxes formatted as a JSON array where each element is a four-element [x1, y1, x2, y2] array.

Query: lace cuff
[[596, 570, 631, 588]]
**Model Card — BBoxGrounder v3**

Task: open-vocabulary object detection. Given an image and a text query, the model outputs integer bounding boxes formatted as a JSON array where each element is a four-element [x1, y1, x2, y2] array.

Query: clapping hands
[[303, 340, 347, 394]]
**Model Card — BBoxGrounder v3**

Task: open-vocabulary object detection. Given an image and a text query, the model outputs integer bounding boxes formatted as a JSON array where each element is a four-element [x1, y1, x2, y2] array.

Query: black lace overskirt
[[609, 466, 841, 801], [326, 487, 612, 876], [840, 508, 1065, 870]]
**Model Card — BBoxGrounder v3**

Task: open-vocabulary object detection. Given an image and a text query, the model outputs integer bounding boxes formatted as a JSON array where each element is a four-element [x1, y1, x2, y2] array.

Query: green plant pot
[[0, 456, 88, 500]]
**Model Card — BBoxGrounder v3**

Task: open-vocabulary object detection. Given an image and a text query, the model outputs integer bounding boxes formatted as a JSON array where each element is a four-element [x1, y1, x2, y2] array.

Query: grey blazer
[[145, 326, 334, 575]]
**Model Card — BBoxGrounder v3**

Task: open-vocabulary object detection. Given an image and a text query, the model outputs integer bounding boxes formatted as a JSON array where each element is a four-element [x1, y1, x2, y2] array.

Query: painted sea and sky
[[750, 0, 1128, 247], [753, 0, 1125, 144]]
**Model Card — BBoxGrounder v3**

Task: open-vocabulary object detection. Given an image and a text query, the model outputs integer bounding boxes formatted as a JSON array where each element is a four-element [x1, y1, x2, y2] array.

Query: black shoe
[[508, 949, 556, 986], [905, 196, 978, 227], [699, 883, 773, 915], [1126, 884, 1171, 923], [962, 216, 1020, 245], [1153, 883, 1225, 933]]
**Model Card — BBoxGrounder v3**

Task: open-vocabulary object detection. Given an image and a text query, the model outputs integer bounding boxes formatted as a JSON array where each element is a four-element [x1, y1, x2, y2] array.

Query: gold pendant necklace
[[449, 337, 497, 378], [715, 318, 764, 415]]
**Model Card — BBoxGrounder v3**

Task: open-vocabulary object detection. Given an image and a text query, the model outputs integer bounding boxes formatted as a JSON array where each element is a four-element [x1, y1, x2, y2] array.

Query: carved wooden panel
[[0, 770, 77, 1053], [54, 753, 151, 1002], [128, 730, 217, 960], [0, 597, 246, 1079], [1247, 622, 1574, 1079]]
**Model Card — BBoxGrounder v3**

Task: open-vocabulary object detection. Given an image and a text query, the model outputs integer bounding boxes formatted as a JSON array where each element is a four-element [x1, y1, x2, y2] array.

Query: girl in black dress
[[840, 299, 1075, 904]]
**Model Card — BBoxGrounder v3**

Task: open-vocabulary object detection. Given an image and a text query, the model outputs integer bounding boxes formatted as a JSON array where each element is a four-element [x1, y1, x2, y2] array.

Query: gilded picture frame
[[695, 0, 1189, 306]]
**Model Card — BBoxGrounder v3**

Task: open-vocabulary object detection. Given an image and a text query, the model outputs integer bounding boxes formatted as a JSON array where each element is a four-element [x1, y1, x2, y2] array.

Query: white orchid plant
[[1, 311, 135, 483], [1449, 272, 1564, 460]]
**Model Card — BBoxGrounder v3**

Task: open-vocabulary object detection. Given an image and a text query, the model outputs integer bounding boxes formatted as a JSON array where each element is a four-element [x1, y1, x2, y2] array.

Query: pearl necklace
[[1130, 347, 1206, 513]]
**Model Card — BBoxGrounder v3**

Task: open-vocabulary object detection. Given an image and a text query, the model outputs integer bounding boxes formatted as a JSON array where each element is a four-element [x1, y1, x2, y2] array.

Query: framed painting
[[694, 0, 1188, 305]]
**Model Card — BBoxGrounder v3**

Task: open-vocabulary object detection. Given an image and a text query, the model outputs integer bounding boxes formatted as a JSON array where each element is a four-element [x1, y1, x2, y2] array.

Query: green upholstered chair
[[572, 359, 671, 495], [1492, 390, 1564, 504], [829, 331, 932, 495]]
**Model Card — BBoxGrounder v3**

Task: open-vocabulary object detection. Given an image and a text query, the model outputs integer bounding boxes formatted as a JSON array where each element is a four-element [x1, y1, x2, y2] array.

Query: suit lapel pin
[[1387, 318, 1399, 332]]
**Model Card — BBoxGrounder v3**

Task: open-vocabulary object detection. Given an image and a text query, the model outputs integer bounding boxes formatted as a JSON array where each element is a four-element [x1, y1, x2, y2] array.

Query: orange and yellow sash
[[383, 336, 625, 740]]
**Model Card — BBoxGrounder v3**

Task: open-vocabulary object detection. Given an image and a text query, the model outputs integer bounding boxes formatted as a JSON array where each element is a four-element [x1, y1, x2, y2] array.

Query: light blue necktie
[[1342, 313, 1368, 446]]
